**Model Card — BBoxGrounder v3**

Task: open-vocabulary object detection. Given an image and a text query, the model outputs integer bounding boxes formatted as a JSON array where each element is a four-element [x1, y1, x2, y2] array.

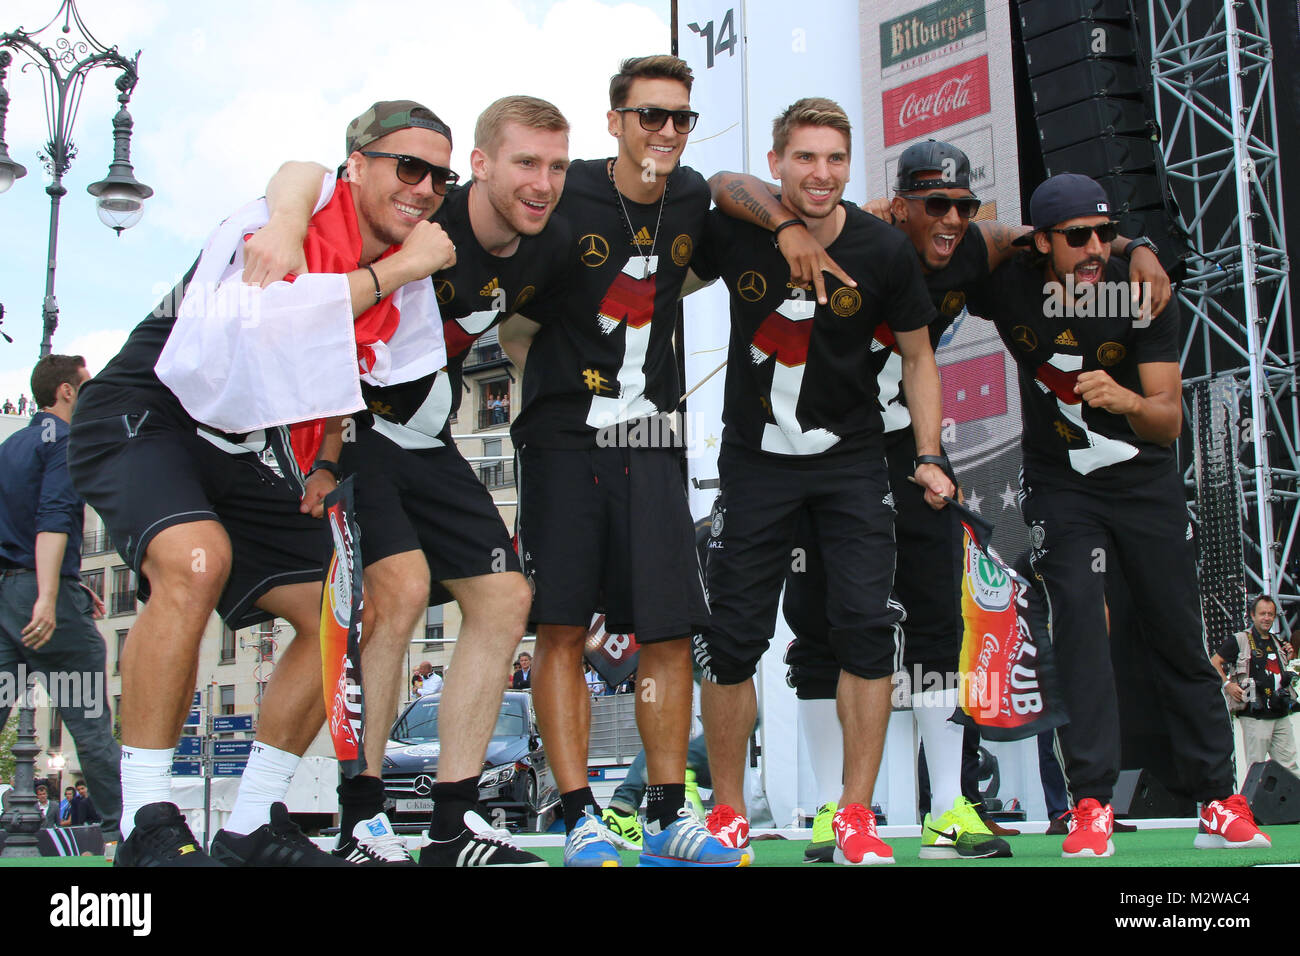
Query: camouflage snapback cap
[[345, 100, 453, 156]]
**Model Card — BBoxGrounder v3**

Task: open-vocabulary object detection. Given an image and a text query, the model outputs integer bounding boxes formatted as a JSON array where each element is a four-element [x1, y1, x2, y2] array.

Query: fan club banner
[[321, 478, 366, 777], [951, 500, 1066, 740]]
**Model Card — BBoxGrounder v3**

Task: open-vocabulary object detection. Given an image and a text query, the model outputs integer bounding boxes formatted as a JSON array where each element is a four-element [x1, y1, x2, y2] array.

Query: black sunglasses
[[360, 151, 460, 195], [903, 194, 982, 220], [613, 107, 699, 134], [1048, 222, 1120, 247]]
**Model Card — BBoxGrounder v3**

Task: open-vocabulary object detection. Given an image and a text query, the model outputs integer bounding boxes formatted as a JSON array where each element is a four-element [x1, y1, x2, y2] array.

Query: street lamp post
[[0, 0, 151, 359]]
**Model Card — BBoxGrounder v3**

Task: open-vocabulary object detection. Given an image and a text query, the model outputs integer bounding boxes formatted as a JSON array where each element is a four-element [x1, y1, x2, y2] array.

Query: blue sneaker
[[639, 808, 749, 867], [563, 812, 622, 867]]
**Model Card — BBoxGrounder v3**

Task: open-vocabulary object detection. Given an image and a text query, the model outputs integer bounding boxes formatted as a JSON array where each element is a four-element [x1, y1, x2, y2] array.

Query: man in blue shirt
[[0, 354, 122, 842]]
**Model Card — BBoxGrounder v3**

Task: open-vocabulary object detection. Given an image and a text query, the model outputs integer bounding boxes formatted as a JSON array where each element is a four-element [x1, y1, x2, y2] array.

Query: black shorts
[[67, 410, 327, 629], [697, 443, 904, 685], [782, 429, 964, 691], [517, 444, 708, 643], [341, 428, 521, 606]]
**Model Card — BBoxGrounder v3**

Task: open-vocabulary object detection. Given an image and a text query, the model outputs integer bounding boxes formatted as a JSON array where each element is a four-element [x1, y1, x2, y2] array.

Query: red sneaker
[[1061, 798, 1115, 858], [1196, 795, 1270, 849], [832, 803, 894, 865], [705, 805, 754, 864]]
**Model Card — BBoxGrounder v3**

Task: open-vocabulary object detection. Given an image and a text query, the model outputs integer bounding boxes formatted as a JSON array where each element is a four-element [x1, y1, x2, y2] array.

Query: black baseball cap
[[1013, 173, 1112, 245], [894, 139, 972, 192]]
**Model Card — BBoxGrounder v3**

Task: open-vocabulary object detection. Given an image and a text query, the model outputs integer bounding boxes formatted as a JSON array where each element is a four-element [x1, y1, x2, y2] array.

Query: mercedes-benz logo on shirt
[[737, 270, 767, 302], [413, 775, 435, 796], [1012, 325, 1038, 351], [434, 280, 455, 304], [580, 234, 610, 267]]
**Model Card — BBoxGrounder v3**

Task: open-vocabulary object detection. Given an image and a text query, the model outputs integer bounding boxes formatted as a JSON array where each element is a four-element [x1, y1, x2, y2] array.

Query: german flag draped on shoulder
[[155, 170, 445, 472]]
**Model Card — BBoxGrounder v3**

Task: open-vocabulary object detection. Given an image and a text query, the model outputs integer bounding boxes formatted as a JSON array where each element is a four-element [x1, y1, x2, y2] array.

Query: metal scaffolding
[[1146, 0, 1298, 624]]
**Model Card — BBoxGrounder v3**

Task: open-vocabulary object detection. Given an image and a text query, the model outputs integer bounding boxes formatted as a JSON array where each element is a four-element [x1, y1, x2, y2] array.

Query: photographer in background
[[1212, 595, 1299, 775]]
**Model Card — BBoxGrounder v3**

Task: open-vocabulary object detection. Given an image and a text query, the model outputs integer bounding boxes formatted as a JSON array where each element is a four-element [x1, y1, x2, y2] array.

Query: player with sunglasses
[[961, 173, 1270, 858]]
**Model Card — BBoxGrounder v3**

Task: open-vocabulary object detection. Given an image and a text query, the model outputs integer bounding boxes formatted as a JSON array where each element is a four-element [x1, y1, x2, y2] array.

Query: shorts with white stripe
[[698, 442, 902, 684]]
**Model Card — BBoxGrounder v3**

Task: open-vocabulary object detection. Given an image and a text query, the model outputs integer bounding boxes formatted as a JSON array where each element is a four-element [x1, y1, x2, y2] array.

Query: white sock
[[120, 746, 175, 839], [224, 742, 301, 835], [914, 687, 964, 816], [798, 697, 843, 807]]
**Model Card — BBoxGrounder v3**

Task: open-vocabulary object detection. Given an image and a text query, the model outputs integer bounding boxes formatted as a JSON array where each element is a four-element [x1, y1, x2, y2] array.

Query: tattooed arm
[[708, 170, 854, 305]]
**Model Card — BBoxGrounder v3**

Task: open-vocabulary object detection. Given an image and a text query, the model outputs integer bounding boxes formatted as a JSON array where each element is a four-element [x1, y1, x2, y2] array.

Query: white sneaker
[[340, 812, 415, 865]]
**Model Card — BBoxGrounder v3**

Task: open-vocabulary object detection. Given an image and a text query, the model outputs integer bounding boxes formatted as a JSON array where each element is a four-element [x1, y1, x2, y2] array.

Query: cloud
[[0, 0, 670, 402]]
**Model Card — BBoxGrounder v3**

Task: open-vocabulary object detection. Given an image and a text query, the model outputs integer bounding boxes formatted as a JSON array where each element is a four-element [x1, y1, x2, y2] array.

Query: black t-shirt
[[872, 224, 990, 433], [691, 202, 935, 462], [966, 255, 1181, 489], [510, 158, 711, 448], [362, 183, 572, 446]]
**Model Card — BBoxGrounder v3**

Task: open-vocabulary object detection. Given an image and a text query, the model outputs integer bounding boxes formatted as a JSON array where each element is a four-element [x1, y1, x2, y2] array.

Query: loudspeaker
[[1112, 768, 1194, 818], [1028, 59, 1148, 115], [1036, 98, 1155, 153], [1241, 760, 1300, 825], [1024, 22, 1137, 78], [1044, 134, 1157, 177], [1018, 0, 1130, 40]]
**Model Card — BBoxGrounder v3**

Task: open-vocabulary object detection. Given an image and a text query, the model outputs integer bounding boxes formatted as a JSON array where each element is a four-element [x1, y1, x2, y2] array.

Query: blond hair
[[772, 97, 852, 156], [474, 95, 570, 155], [609, 55, 695, 108]]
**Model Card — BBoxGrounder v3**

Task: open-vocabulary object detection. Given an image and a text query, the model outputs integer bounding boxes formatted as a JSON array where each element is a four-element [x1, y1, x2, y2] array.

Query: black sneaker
[[210, 803, 353, 866], [419, 809, 548, 867], [334, 812, 416, 865], [115, 802, 225, 867]]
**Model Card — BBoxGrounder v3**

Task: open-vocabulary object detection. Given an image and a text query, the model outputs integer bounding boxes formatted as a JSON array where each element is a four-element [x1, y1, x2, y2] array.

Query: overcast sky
[[0, 0, 670, 405]]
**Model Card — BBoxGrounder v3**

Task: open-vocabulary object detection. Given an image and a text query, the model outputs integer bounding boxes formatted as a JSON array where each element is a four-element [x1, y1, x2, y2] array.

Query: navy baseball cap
[[1013, 173, 1112, 245], [894, 139, 972, 192]]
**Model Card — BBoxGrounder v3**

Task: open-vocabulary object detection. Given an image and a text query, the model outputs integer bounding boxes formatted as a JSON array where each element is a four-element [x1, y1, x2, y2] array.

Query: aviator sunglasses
[[360, 151, 460, 195], [612, 106, 700, 134]]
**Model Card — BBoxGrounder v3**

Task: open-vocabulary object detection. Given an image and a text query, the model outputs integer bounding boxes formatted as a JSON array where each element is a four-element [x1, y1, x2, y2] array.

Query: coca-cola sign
[[882, 54, 991, 146]]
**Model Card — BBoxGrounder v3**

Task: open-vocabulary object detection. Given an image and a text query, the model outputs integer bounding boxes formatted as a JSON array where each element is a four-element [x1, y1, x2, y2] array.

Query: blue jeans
[[609, 733, 711, 813], [0, 570, 122, 837]]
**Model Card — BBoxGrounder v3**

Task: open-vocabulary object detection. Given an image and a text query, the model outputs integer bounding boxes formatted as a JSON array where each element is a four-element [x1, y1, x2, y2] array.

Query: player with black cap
[[69, 98, 456, 866], [963, 171, 1269, 857], [780, 141, 1172, 860]]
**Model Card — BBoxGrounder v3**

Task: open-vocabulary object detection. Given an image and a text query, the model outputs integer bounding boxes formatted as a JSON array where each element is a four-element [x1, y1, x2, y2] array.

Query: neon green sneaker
[[684, 769, 706, 821], [601, 806, 643, 849], [920, 796, 1013, 859], [803, 801, 837, 863]]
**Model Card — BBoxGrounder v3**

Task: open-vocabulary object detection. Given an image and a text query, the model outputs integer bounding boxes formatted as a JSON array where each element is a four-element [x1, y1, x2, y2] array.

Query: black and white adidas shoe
[[334, 812, 416, 866], [210, 803, 353, 866], [419, 810, 548, 867]]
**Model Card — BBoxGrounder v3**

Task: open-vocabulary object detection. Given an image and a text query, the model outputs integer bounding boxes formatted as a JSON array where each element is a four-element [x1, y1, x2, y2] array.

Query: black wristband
[[1124, 236, 1159, 258], [364, 263, 382, 302], [772, 218, 806, 247], [307, 459, 340, 481], [914, 453, 955, 483]]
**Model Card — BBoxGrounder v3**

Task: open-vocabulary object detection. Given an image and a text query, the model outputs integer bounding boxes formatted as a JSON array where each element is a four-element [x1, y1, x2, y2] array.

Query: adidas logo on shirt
[[631, 226, 653, 246], [480, 278, 500, 296], [1054, 329, 1079, 347]]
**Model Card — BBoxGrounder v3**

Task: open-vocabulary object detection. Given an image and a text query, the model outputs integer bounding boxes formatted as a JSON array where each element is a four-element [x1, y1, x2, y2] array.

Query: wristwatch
[[913, 453, 955, 483], [307, 459, 340, 481], [1125, 236, 1159, 257]]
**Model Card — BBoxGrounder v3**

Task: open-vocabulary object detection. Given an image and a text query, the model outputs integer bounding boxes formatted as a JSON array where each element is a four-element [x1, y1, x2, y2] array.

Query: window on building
[[110, 566, 137, 616], [114, 629, 129, 675], [220, 626, 237, 664], [479, 437, 512, 488], [220, 684, 235, 716], [82, 569, 104, 601], [425, 605, 444, 649], [478, 378, 511, 429]]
